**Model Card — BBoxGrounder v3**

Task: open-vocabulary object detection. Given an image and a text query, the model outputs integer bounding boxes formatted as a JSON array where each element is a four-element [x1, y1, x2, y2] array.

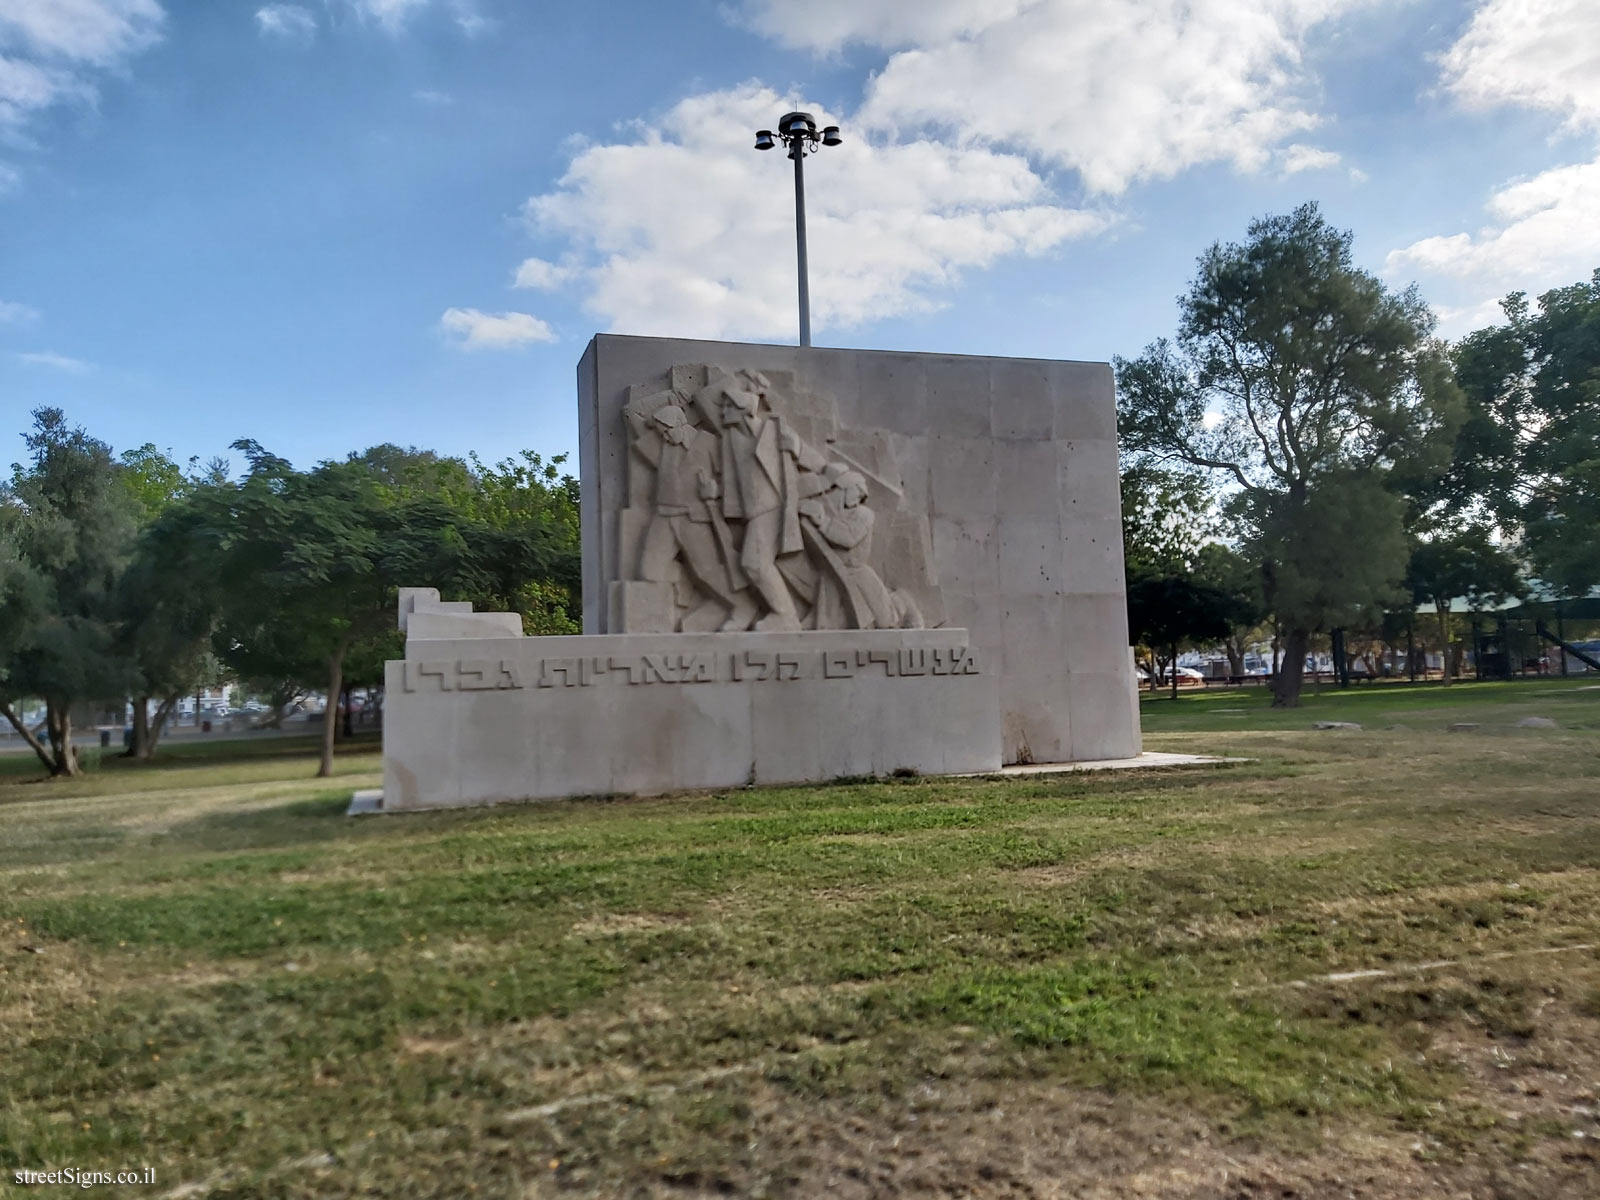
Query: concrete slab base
[[346, 751, 1245, 814], [347, 788, 384, 816], [972, 751, 1248, 776], [383, 628, 1001, 811]]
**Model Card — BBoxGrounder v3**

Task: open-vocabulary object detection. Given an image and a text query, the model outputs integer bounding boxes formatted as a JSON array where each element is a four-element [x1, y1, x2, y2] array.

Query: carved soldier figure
[[636, 405, 745, 610], [801, 470, 923, 630], [707, 370, 828, 631]]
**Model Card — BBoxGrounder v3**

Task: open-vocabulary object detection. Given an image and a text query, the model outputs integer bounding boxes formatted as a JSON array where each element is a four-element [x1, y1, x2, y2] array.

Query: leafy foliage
[[1118, 204, 1460, 705], [1451, 272, 1600, 596], [0, 410, 139, 773]]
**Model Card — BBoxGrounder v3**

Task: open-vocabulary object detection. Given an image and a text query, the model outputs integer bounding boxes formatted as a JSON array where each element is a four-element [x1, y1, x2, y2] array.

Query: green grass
[[1, 686, 1598, 1196], [1138, 673, 1600, 733]]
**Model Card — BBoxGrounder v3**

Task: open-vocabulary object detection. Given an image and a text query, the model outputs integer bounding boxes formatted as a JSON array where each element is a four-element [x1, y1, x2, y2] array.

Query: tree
[[1406, 527, 1525, 685], [0, 410, 137, 775], [0, 515, 50, 763], [1452, 272, 1600, 597], [1192, 542, 1267, 679], [439, 450, 582, 634], [209, 442, 482, 777], [118, 483, 226, 758], [1118, 203, 1460, 706], [1521, 274, 1600, 595], [1120, 461, 1215, 579], [1126, 573, 1236, 699]]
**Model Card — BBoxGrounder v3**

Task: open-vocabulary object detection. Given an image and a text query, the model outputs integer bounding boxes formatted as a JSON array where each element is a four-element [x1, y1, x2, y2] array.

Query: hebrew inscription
[[400, 646, 981, 693], [616, 365, 938, 634]]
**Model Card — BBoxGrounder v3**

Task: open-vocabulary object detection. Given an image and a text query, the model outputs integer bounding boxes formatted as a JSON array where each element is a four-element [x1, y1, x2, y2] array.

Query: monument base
[[382, 627, 1000, 811]]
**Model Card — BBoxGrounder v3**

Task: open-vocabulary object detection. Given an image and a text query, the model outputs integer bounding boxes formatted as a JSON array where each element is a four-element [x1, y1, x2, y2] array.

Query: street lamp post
[[755, 112, 841, 347]]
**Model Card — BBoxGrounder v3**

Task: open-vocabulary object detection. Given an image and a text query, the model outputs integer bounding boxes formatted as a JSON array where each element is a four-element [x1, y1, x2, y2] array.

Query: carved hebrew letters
[[402, 647, 980, 693]]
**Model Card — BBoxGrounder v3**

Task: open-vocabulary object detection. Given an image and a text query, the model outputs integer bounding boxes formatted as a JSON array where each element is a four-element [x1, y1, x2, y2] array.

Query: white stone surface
[[381, 629, 999, 811], [407, 611, 525, 640], [578, 336, 1141, 765]]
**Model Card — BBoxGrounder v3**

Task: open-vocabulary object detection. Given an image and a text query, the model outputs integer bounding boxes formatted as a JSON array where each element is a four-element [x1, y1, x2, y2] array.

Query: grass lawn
[[2, 680, 1598, 1197]]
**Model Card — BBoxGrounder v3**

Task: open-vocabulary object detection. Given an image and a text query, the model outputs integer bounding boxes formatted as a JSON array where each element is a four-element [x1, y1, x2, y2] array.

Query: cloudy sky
[[2, 0, 1597, 468]]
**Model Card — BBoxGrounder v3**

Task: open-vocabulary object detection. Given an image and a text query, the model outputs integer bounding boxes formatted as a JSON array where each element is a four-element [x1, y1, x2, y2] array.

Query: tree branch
[[0, 700, 55, 774]]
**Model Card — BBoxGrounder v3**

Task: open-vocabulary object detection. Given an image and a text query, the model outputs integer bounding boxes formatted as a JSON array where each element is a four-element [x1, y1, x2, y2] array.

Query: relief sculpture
[[614, 365, 943, 633]]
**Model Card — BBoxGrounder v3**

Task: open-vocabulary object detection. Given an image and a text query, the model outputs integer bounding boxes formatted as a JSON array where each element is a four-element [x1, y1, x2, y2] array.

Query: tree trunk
[[1224, 637, 1245, 680], [1556, 603, 1569, 676], [44, 699, 81, 776], [319, 649, 345, 778], [1436, 603, 1452, 686], [126, 697, 150, 758], [261, 687, 298, 730], [143, 695, 180, 759], [1170, 641, 1180, 700], [340, 682, 354, 740], [1270, 628, 1310, 708], [1270, 625, 1281, 685], [1, 700, 57, 774], [1407, 616, 1417, 682]]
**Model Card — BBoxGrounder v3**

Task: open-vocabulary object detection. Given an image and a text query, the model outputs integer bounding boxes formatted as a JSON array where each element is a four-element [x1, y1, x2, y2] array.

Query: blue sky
[[3, 0, 1597, 473]]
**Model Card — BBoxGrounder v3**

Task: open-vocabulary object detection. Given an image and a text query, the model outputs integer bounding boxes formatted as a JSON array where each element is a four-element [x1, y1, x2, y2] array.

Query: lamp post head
[[779, 111, 817, 137], [752, 112, 840, 158]]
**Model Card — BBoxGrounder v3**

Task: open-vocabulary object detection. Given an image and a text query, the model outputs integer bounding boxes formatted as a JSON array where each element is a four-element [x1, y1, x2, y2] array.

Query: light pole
[[755, 112, 841, 347]]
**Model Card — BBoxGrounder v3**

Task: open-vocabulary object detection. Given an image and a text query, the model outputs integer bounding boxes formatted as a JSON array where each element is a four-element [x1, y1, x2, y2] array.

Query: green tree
[[441, 450, 582, 634], [1120, 461, 1214, 579], [0, 514, 50, 760], [0, 410, 137, 775], [118, 443, 192, 521], [1118, 203, 1459, 706], [1406, 527, 1525, 685], [1192, 542, 1267, 679], [1452, 272, 1600, 597], [1126, 574, 1236, 699], [209, 442, 484, 777], [118, 482, 227, 758]]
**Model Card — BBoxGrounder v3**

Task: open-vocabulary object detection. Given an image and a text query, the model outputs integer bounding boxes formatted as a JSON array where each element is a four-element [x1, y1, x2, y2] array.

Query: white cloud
[[449, 0, 491, 37], [0, 0, 163, 64], [737, 0, 1030, 51], [741, 0, 1384, 196], [1385, 0, 1600, 333], [16, 350, 90, 372], [1386, 157, 1600, 293], [255, 5, 316, 41], [439, 307, 557, 350], [341, 0, 486, 35], [413, 88, 452, 105], [512, 257, 575, 290], [1280, 143, 1342, 173], [0, 299, 39, 323], [347, 0, 430, 33], [525, 83, 1113, 339], [1440, 0, 1600, 131], [0, 0, 163, 134]]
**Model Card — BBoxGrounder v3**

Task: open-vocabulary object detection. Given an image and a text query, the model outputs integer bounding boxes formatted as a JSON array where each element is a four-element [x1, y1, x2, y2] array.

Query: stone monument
[[374, 336, 1139, 812]]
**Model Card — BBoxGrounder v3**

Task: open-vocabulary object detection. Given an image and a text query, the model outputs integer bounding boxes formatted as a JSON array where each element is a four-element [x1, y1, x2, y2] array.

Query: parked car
[[1173, 667, 1205, 685]]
